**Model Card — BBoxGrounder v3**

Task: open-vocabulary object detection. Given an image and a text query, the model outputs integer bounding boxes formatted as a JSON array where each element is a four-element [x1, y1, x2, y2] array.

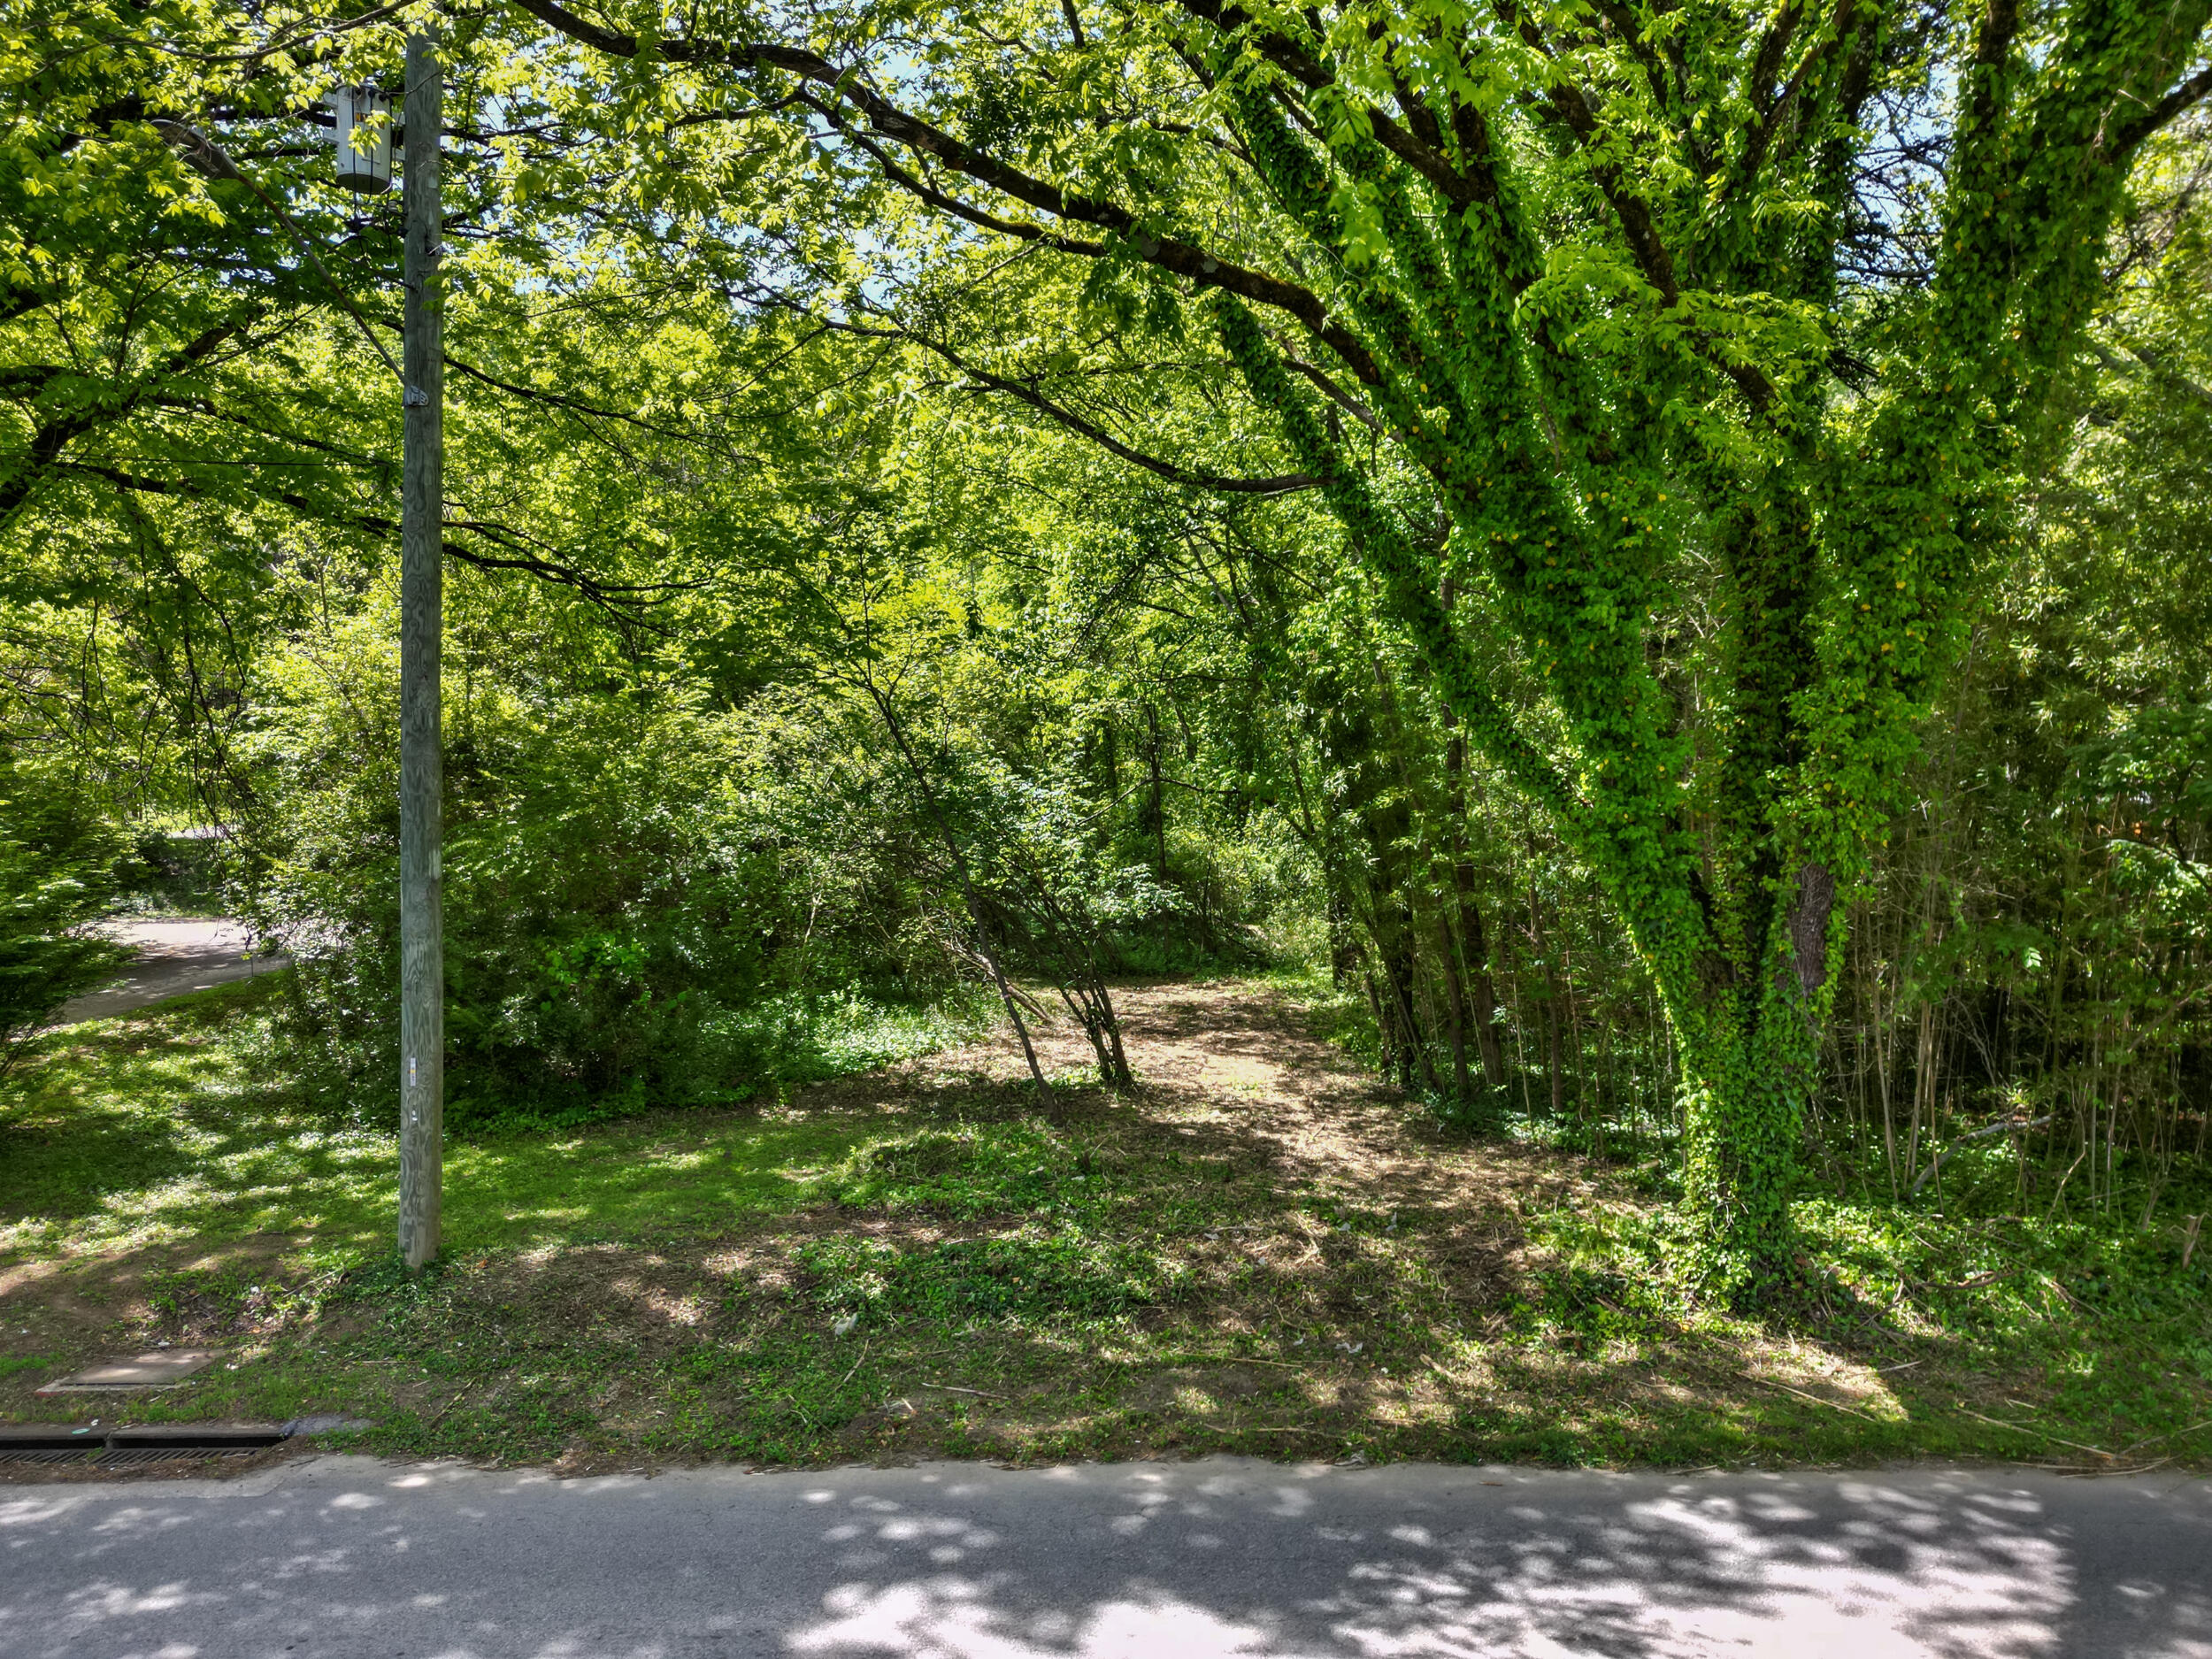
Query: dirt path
[[49, 918, 288, 1027], [871, 979, 1573, 1223]]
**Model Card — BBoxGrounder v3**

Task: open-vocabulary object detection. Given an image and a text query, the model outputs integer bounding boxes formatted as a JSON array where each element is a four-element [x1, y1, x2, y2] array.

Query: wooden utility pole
[[396, 27, 444, 1270]]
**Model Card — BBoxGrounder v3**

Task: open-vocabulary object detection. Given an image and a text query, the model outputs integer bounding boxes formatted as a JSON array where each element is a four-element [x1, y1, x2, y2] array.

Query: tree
[[0, 0, 708, 721], [497, 0, 2212, 1294], [0, 756, 129, 1068]]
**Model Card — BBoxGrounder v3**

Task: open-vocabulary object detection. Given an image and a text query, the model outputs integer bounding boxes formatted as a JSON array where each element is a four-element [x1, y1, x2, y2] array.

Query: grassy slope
[[2, 974, 2208, 1475]]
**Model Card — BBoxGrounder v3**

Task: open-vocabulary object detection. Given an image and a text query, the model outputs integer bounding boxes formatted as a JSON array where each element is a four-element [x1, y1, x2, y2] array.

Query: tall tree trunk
[[1678, 863, 1836, 1289], [961, 871, 1054, 1109], [1435, 581, 1509, 1089], [1447, 745, 1509, 1088], [1525, 861, 1563, 1117], [1545, 968, 1565, 1118], [1436, 908, 1472, 1100], [1097, 978, 1133, 1087], [1457, 889, 1509, 1086], [1379, 899, 1437, 1093], [1328, 879, 1359, 989], [1363, 964, 1393, 1079], [1909, 999, 1938, 1186], [1144, 702, 1168, 883], [1021, 861, 1133, 1090]]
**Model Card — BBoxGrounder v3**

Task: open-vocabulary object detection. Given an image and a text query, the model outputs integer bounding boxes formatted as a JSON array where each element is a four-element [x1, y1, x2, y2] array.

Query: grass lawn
[[3, 972, 2208, 1476]]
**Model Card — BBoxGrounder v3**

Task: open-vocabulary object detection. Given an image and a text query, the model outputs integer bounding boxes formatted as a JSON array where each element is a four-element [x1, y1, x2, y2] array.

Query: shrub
[[0, 759, 131, 1065]]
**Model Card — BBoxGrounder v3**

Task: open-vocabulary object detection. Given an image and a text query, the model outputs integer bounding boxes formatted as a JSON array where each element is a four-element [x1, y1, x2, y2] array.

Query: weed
[[795, 1229, 1178, 1324], [819, 1124, 1089, 1217]]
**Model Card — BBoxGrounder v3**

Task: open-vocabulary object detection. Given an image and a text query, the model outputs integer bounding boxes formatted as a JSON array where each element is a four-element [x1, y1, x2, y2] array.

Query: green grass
[[0, 977, 873, 1267], [1512, 1191, 2212, 1467], [2, 973, 2208, 1476]]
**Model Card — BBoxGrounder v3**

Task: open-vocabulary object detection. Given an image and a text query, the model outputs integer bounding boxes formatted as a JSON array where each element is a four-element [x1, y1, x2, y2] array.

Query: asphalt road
[[50, 918, 288, 1027], [3, 1455, 2208, 1658]]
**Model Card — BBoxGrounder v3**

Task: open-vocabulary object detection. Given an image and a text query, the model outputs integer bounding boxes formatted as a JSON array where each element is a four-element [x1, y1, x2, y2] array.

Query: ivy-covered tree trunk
[[1669, 867, 1837, 1280], [1184, 6, 2206, 1293]]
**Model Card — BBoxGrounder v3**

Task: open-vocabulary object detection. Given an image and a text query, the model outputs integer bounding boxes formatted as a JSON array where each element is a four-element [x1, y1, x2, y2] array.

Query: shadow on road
[[3, 1456, 2207, 1656]]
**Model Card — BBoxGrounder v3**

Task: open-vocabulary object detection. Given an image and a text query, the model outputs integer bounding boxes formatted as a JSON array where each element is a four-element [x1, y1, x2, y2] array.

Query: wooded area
[[3, 0, 2208, 1316]]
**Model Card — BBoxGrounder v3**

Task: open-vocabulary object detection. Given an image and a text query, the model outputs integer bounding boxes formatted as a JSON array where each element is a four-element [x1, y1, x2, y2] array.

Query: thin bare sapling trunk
[[863, 683, 1053, 1107], [1010, 842, 1134, 1087]]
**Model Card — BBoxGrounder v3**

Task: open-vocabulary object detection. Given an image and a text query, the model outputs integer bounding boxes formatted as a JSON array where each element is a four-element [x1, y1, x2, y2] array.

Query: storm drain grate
[[0, 1425, 306, 1468], [96, 1446, 268, 1468]]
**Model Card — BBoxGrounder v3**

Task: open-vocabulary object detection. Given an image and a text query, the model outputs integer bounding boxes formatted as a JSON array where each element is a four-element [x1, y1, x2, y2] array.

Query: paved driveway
[[2, 1455, 2207, 1657], [49, 918, 288, 1026]]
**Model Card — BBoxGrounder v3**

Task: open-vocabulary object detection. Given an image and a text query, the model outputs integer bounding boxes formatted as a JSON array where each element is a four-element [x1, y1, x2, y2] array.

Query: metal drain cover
[[95, 1447, 267, 1468], [0, 1447, 104, 1465], [0, 1422, 296, 1469]]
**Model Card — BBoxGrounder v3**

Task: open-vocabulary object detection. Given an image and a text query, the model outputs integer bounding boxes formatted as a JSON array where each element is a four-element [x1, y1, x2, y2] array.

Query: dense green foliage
[[1, 0, 2206, 1300], [0, 755, 129, 1057]]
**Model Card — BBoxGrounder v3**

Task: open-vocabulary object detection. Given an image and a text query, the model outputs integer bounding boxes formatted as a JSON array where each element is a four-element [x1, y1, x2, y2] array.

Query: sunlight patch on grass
[[0, 977, 963, 1271]]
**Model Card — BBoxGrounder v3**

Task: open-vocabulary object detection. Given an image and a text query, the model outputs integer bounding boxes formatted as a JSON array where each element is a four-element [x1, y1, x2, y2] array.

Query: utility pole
[[396, 27, 444, 1270]]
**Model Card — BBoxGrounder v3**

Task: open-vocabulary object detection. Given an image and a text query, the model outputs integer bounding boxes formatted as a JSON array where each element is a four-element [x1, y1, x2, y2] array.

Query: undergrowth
[[3, 975, 2208, 1475]]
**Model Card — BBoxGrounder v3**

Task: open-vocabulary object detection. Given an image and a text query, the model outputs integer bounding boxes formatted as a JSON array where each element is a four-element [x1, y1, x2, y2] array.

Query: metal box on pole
[[329, 86, 393, 194]]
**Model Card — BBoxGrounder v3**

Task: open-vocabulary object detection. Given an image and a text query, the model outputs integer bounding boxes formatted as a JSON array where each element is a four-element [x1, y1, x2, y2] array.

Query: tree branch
[[1489, 0, 1778, 411], [922, 339, 1320, 495], [2102, 61, 2212, 159], [503, 0, 1386, 388], [1168, 0, 1491, 209], [51, 463, 691, 618]]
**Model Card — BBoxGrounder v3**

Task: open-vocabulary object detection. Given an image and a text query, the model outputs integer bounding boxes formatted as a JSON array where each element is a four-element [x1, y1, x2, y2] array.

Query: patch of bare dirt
[[890, 980, 1555, 1219]]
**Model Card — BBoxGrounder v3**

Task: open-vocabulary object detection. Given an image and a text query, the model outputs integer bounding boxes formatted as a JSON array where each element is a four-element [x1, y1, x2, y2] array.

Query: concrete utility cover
[[35, 1350, 222, 1393]]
